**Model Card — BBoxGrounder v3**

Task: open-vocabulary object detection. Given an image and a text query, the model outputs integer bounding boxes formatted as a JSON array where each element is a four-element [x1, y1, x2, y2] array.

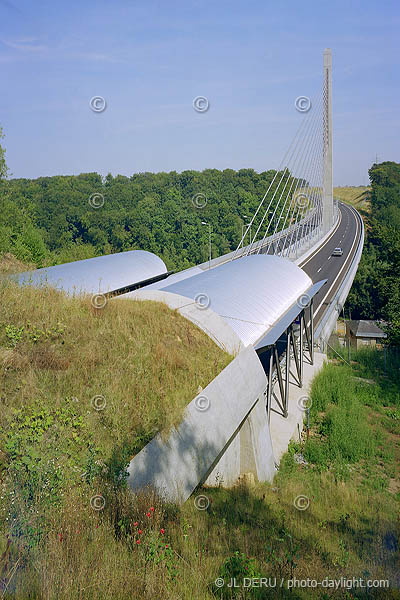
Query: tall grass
[[0, 278, 232, 597], [333, 186, 371, 215], [0, 280, 232, 458], [0, 276, 399, 598], [305, 363, 376, 468]]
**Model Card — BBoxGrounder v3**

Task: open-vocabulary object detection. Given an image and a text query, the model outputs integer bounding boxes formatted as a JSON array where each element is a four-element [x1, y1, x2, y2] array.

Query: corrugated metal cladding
[[160, 255, 312, 347], [143, 265, 204, 290], [13, 250, 167, 296]]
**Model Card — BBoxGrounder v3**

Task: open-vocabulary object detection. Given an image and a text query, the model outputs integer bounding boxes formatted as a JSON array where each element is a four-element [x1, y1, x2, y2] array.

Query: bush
[[215, 551, 262, 598]]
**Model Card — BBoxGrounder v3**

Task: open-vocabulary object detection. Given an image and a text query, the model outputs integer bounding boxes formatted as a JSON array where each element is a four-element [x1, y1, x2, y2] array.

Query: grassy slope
[[0, 264, 233, 598], [1, 347, 398, 600], [0, 280, 232, 457], [334, 186, 371, 219], [0, 257, 399, 599]]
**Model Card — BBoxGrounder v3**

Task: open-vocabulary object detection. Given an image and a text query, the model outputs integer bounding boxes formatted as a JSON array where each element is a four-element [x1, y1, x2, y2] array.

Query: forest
[[0, 167, 283, 271], [347, 161, 400, 343]]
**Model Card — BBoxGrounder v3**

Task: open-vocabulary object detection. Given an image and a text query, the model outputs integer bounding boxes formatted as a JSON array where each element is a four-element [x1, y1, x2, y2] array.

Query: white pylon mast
[[322, 48, 334, 231]]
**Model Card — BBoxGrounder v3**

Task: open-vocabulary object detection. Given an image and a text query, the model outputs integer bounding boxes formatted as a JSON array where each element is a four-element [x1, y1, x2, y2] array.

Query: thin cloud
[[2, 38, 47, 52], [1, 37, 122, 63]]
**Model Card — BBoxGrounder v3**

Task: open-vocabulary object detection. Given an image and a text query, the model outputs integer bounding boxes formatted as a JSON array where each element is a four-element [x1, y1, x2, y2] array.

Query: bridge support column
[[310, 300, 314, 365], [267, 351, 273, 424], [300, 312, 304, 383], [262, 303, 315, 422], [322, 48, 334, 233], [284, 329, 290, 418]]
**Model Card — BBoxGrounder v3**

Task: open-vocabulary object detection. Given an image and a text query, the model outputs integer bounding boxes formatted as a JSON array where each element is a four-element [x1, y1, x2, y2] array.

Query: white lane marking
[[314, 206, 360, 319], [317, 267, 322, 273], [328, 256, 331, 260], [305, 206, 360, 331], [300, 208, 342, 267]]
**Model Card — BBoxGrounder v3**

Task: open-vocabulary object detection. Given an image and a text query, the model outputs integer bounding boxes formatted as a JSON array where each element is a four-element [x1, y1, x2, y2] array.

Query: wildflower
[[146, 512, 151, 517], [137, 539, 141, 545], [150, 507, 155, 512], [58, 533, 63, 542], [165, 544, 169, 549], [134, 522, 138, 527], [138, 529, 142, 534], [160, 528, 165, 534]]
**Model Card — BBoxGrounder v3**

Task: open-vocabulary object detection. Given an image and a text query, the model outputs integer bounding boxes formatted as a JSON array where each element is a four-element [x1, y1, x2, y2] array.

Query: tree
[[348, 161, 400, 343], [0, 126, 8, 180]]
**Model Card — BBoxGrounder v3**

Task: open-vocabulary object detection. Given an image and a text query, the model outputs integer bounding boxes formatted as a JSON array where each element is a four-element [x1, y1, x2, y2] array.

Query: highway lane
[[258, 202, 361, 370], [299, 202, 362, 328]]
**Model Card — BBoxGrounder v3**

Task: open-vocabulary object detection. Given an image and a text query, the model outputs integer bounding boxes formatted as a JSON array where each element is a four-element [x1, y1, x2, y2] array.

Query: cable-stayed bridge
[[223, 48, 334, 261], [11, 49, 364, 501]]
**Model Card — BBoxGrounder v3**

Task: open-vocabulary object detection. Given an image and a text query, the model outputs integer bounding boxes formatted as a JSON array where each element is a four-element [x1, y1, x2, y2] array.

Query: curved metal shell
[[160, 255, 312, 347], [12, 250, 167, 296]]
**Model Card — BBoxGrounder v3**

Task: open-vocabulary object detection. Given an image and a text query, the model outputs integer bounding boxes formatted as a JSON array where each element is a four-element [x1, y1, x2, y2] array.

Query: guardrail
[[314, 206, 364, 344], [195, 204, 340, 271]]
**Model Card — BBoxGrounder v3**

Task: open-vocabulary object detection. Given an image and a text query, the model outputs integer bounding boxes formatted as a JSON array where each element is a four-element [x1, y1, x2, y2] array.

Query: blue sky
[[1, 0, 399, 185]]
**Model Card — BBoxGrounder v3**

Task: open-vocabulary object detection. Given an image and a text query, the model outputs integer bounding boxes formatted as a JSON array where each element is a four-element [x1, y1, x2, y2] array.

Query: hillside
[[0, 169, 308, 272], [0, 275, 232, 457], [0, 288, 399, 598], [333, 186, 371, 218], [0, 273, 233, 597], [345, 163, 400, 341]]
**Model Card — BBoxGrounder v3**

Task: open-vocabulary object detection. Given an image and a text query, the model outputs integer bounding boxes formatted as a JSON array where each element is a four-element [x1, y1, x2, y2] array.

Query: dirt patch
[[388, 478, 400, 494]]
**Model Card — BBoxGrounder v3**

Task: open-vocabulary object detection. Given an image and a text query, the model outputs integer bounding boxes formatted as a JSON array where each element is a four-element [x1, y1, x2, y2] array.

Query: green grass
[[0, 278, 232, 457], [0, 268, 399, 599], [334, 186, 371, 219], [0, 275, 233, 597]]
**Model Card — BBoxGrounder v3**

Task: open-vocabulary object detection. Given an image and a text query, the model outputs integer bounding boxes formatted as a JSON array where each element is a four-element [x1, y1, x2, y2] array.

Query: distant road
[[299, 202, 362, 328]]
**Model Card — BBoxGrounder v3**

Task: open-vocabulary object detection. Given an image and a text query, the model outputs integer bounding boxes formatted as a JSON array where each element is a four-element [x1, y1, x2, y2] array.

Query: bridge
[[12, 49, 364, 502]]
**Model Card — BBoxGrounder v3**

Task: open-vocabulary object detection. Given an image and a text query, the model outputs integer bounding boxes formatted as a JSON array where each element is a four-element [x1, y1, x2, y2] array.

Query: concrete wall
[[123, 208, 345, 503], [127, 345, 276, 503]]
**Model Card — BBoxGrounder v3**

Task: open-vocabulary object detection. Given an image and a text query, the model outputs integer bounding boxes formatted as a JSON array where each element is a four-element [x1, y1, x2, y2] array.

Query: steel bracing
[[258, 301, 314, 421]]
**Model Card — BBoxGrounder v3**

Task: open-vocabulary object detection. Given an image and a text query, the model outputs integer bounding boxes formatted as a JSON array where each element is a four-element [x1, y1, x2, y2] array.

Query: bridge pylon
[[322, 48, 334, 232]]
